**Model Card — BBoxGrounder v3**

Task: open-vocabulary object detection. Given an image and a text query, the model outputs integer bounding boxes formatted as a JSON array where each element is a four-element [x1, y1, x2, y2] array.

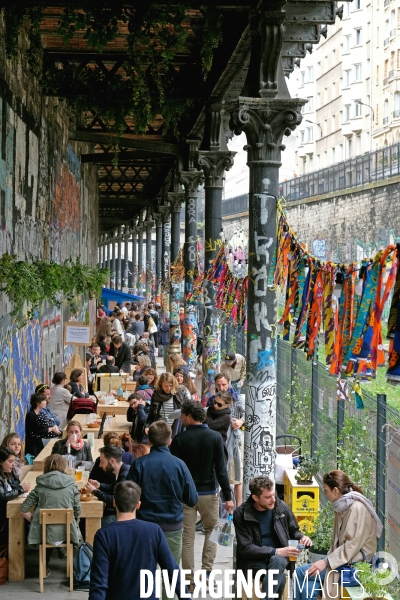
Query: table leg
[[85, 516, 101, 546], [8, 517, 25, 581]]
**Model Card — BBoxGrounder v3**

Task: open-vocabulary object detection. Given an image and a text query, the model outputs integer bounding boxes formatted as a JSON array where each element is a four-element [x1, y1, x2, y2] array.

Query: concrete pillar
[[180, 158, 203, 370], [229, 5, 305, 492], [197, 102, 235, 405], [167, 191, 185, 363]]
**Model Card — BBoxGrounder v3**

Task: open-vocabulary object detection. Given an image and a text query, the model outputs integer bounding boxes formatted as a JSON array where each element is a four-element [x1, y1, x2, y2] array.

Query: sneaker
[[44, 568, 51, 579]]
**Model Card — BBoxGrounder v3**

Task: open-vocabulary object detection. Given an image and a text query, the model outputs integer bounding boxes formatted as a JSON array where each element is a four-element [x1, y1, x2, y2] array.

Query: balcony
[[383, 116, 389, 125], [390, 29, 397, 38], [393, 110, 400, 118], [279, 142, 400, 202], [389, 70, 395, 79], [384, 37, 390, 47], [383, 77, 389, 86]]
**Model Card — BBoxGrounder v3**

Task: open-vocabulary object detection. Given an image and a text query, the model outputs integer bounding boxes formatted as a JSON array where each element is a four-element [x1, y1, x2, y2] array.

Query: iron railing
[[280, 141, 400, 202]]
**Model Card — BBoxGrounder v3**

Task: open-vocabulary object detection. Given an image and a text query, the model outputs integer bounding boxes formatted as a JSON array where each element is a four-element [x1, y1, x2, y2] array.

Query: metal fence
[[280, 141, 400, 202], [220, 321, 247, 358]]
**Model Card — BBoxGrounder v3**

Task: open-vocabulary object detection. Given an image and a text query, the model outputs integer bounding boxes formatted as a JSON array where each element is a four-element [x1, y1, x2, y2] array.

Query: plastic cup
[[288, 540, 299, 562]]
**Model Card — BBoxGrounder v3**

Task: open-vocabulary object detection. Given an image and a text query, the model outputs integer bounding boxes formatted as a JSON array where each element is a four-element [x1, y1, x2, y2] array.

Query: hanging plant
[[0, 253, 109, 327]]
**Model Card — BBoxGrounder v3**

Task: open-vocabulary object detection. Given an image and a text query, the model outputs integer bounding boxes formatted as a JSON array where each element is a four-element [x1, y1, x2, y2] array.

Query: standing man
[[126, 393, 150, 443], [170, 400, 233, 588], [219, 351, 246, 393], [85, 445, 131, 526], [89, 481, 186, 600], [233, 475, 312, 600], [127, 421, 197, 598], [109, 335, 132, 373]]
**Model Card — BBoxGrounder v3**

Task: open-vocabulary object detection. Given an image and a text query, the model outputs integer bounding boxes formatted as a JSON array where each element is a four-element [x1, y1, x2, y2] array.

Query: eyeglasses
[[325, 471, 338, 487], [214, 401, 225, 408]]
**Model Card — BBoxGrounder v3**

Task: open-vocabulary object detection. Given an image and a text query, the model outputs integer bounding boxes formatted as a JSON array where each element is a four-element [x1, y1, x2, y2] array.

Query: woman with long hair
[[143, 367, 158, 390], [145, 372, 186, 437], [294, 470, 382, 600], [173, 368, 197, 400], [20, 454, 81, 575], [0, 448, 30, 548], [25, 393, 62, 458], [48, 372, 73, 430], [169, 353, 189, 376], [51, 420, 93, 462], [68, 369, 90, 399], [0, 433, 26, 479]]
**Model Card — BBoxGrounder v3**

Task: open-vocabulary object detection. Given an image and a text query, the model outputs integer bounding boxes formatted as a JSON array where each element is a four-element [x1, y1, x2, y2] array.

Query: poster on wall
[[387, 426, 400, 562], [64, 322, 92, 346]]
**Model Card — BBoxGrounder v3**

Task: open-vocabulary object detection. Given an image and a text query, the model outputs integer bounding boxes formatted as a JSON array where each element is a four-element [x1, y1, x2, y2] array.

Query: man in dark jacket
[[127, 421, 197, 594], [109, 335, 132, 373], [170, 399, 234, 588], [98, 356, 120, 374], [233, 475, 312, 599], [126, 393, 150, 443], [86, 445, 131, 526]]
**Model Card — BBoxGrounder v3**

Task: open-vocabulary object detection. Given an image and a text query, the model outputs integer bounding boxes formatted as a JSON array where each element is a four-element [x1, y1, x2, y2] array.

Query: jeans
[[101, 513, 116, 527], [251, 555, 289, 600], [182, 494, 219, 583], [162, 529, 183, 600], [293, 563, 326, 600]]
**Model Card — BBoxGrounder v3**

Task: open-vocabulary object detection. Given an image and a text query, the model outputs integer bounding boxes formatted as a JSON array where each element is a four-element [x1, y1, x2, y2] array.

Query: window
[[376, 65, 379, 85], [317, 93, 321, 108], [332, 82, 336, 97], [332, 49, 336, 64], [306, 97, 313, 112], [356, 135, 361, 155], [332, 147, 336, 164], [317, 62, 322, 77], [354, 64, 362, 81], [347, 138, 352, 159], [376, 104, 379, 125], [301, 71, 305, 86], [307, 66, 314, 82], [344, 70, 351, 87], [345, 105, 351, 122], [397, 49, 400, 69], [339, 144, 344, 161], [300, 130, 305, 145], [340, 110, 343, 124], [366, 96, 371, 115], [306, 127, 313, 142], [355, 28, 362, 45], [344, 3, 350, 18], [384, 59, 389, 78], [344, 35, 351, 53], [384, 99, 389, 118], [354, 100, 362, 117], [354, 0, 361, 9], [332, 115, 336, 131], [394, 92, 400, 117]]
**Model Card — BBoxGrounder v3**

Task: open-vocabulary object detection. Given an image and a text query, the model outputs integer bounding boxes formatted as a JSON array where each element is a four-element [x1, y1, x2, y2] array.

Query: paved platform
[[2, 532, 233, 598]]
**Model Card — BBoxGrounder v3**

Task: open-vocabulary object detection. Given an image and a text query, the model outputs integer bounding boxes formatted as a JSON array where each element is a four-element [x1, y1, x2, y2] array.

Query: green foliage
[[0, 253, 109, 327], [337, 414, 375, 500], [286, 374, 312, 453], [2, 2, 223, 138], [295, 452, 320, 483], [354, 561, 390, 599], [310, 504, 334, 552]]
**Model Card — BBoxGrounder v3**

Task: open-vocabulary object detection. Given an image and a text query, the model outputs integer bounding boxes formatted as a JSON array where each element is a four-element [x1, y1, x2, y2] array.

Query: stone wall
[[222, 179, 400, 264], [0, 27, 98, 442]]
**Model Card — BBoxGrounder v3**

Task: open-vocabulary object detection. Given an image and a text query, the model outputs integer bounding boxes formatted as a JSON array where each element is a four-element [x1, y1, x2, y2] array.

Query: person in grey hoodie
[[20, 453, 81, 574]]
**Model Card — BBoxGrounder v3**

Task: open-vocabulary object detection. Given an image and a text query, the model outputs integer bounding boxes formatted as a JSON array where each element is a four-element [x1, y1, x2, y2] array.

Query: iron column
[[144, 217, 155, 303], [131, 228, 137, 293], [111, 231, 116, 290], [117, 226, 123, 291], [137, 224, 144, 297], [153, 213, 163, 301], [167, 191, 185, 364]]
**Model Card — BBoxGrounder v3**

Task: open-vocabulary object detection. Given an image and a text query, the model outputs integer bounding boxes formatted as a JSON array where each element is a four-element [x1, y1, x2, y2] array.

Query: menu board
[[387, 426, 400, 562], [64, 323, 92, 346]]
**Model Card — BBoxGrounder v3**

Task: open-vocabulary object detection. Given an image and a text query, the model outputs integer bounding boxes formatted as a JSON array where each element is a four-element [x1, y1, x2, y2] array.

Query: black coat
[[233, 496, 302, 571], [68, 381, 90, 398], [93, 463, 131, 514], [25, 410, 60, 457], [98, 365, 120, 374], [145, 389, 185, 428], [0, 473, 24, 545], [127, 403, 150, 443], [204, 407, 231, 445], [109, 341, 131, 372]]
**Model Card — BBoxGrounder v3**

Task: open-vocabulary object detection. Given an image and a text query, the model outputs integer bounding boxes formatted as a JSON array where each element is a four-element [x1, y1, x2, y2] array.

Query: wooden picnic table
[[65, 413, 131, 437], [96, 401, 129, 416], [7, 470, 103, 581], [33, 438, 104, 471]]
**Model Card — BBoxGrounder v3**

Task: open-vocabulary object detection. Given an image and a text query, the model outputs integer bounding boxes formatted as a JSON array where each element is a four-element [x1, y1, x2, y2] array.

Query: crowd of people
[[0, 298, 384, 600]]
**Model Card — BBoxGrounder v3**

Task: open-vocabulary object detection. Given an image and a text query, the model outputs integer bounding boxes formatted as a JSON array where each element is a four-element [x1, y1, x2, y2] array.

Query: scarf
[[332, 491, 383, 538], [69, 438, 84, 451]]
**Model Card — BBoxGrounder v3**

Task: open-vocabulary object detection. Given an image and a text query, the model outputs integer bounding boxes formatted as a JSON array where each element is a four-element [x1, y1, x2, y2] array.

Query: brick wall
[[0, 27, 98, 442]]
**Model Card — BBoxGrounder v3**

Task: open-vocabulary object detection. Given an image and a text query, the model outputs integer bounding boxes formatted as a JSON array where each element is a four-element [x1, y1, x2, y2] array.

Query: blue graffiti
[[256, 348, 274, 371]]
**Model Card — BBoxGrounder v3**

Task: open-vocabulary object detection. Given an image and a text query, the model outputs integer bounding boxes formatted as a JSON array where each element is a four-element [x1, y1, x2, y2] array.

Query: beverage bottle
[[221, 515, 233, 546]]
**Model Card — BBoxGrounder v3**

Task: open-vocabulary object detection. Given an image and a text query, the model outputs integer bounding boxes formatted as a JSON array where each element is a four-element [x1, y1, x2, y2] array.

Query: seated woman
[[20, 454, 81, 574], [48, 372, 72, 430], [143, 367, 158, 390], [135, 375, 154, 403], [25, 393, 62, 458], [0, 448, 30, 549], [35, 383, 61, 427], [51, 420, 93, 462], [68, 369, 90, 399], [132, 355, 152, 382], [1, 433, 26, 479], [90, 431, 134, 485], [294, 470, 381, 600]]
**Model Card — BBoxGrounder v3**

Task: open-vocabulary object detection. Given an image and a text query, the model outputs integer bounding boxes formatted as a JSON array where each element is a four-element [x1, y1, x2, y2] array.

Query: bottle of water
[[220, 515, 233, 547]]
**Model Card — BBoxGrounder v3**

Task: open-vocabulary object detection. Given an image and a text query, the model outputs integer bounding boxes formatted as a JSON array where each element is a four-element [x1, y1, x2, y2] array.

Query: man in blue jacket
[[89, 481, 187, 600], [127, 421, 198, 573]]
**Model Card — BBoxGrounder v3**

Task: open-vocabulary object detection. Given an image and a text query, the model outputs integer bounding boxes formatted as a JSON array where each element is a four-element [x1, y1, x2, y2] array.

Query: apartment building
[[287, 0, 400, 176]]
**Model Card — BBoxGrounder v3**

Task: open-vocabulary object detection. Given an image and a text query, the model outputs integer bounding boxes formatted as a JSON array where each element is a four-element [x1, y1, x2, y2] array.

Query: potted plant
[[353, 561, 393, 600], [308, 504, 334, 562], [295, 453, 320, 484]]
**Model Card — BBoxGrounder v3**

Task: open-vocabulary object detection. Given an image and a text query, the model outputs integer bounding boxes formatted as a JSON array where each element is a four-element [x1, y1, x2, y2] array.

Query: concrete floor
[[2, 532, 233, 598]]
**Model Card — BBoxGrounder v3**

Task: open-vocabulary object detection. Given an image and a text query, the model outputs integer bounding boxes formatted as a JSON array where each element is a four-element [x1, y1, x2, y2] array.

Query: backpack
[[67, 398, 97, 420], [73, 542, 93, 590]]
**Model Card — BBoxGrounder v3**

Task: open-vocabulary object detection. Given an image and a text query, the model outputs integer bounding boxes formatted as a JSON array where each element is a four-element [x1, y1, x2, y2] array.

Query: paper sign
[[65, 324, 91, 345]]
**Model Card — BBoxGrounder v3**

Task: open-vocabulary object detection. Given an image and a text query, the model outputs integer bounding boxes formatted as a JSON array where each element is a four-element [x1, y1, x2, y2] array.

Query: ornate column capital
[[196, 150, 235, 189], [136, 224, 144, 237], [159, 205, 171, 223], [143, 219, 155, 232], [179, 170, 204, 196], [168, 192, 185, 212], [152, 212, 163, 227], [230, 97, 305, 166]]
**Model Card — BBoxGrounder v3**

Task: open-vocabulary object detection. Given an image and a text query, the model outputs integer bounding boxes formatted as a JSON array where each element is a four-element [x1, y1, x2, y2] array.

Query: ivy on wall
[[2, 3, 223, 136], [0, 253, 109, 327]]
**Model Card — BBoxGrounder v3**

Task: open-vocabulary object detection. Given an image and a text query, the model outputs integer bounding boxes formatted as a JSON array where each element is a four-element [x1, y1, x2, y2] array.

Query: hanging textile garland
[[387, 246, 400, 383], [186, 240, 204, 306]]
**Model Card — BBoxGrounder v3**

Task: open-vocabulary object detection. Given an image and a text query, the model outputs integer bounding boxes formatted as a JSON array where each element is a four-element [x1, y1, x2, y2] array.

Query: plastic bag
[[210, 516, 234, 547]]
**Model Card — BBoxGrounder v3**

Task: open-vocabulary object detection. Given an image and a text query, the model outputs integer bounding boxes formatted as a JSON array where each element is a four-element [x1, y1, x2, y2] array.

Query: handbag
[[336, 549, 367, 587], [0, 546, 8, 585]]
